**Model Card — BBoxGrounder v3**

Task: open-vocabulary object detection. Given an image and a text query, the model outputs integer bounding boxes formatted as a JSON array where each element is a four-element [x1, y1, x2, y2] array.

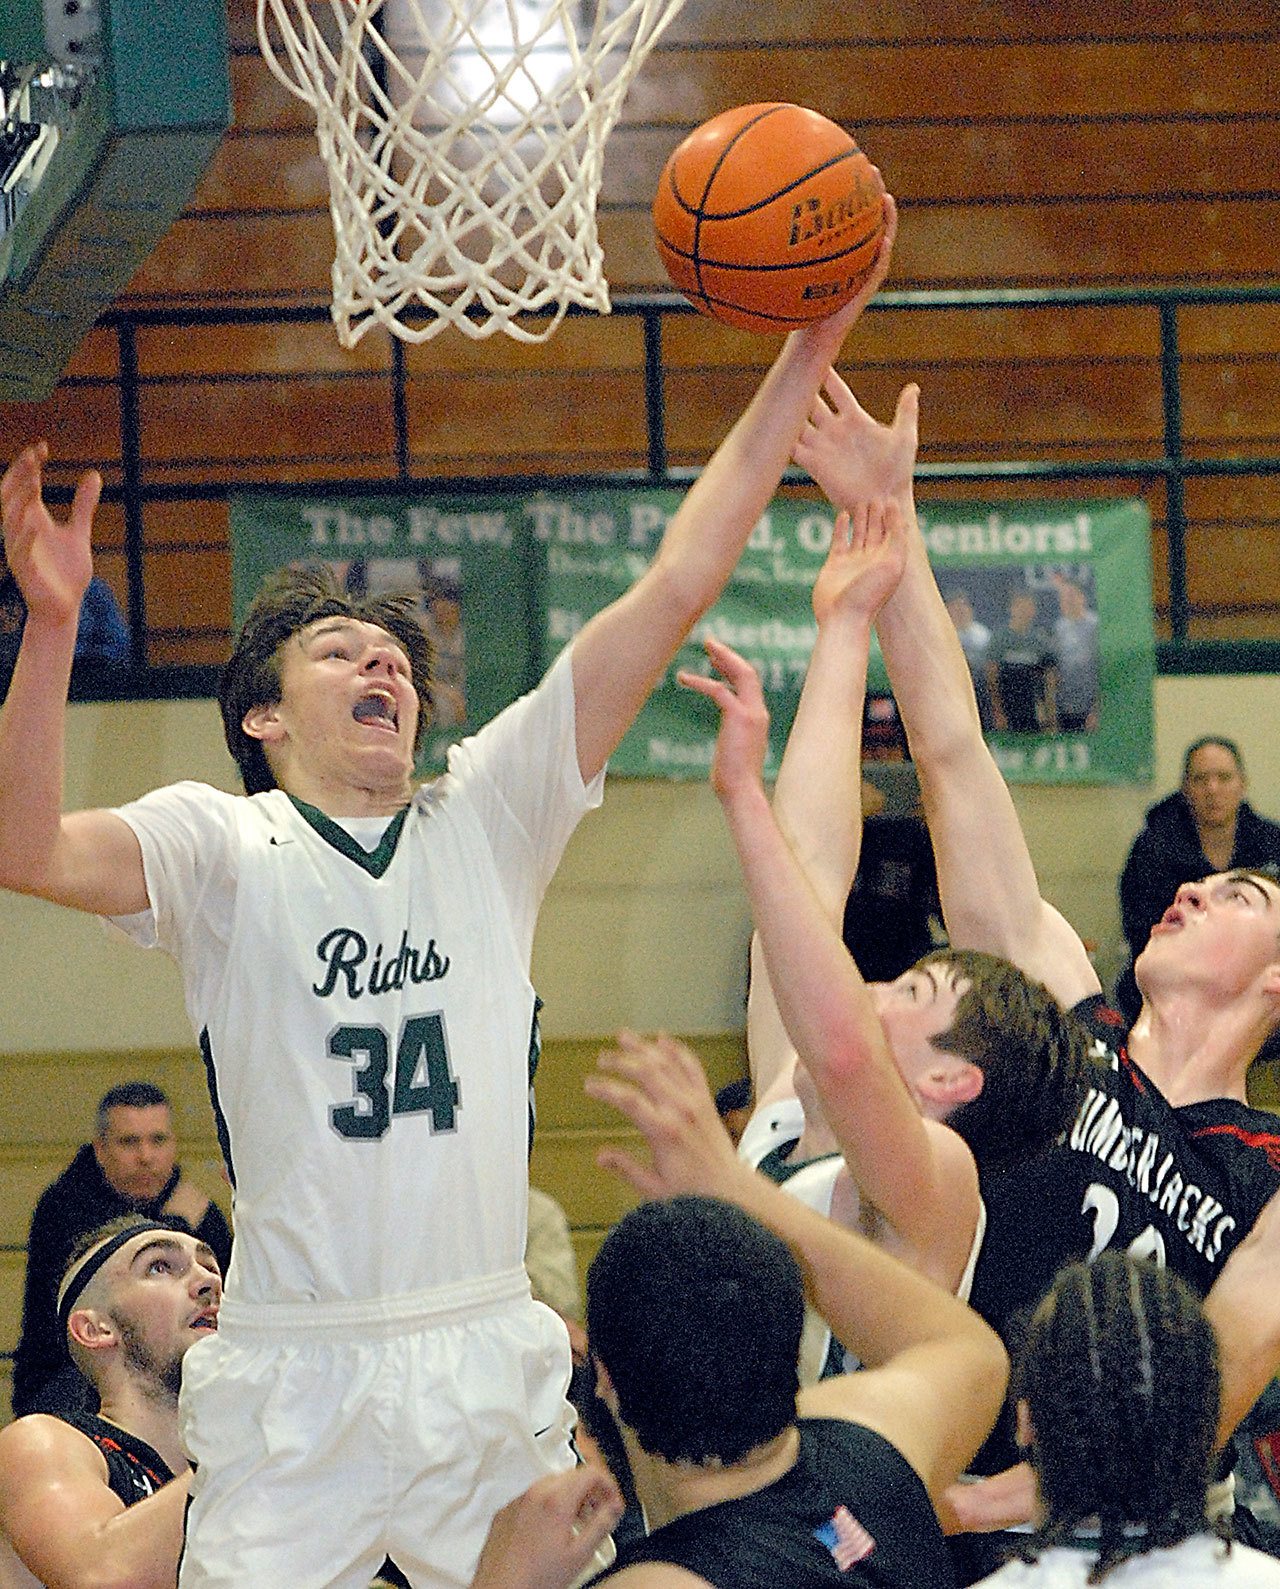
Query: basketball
[[652, 103, 886, 333]]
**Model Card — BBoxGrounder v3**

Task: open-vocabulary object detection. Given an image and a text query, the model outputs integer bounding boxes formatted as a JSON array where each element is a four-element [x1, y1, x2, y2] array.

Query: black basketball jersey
[[592, 1417, 955, 1588], [59, 1411, 175, 1505], [968, 993, 1280, 1473]]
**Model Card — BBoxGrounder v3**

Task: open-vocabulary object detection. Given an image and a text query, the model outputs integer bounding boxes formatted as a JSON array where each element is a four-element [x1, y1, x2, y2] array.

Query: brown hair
[[219, 565, 435, 794], [919, 948, 1100, 1172]]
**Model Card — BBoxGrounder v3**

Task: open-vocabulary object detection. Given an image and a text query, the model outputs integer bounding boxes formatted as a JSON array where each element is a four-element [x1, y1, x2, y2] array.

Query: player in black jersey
[[794, 373, 1280, 1559], [569, 1031, 1004, 1589], [0, 1216, 220, 1589], [469, 1032, 1009, 1589]]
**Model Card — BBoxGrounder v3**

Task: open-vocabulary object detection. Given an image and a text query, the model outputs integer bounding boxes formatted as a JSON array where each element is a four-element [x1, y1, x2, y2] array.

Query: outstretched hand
[[585, 1031, 752, 1204], [794, 377, 919, 515], [469, 1468, 623, 1589], [0, 442, 101, 627], [676, 636, 769, 810], [811, 499, 908, 629]]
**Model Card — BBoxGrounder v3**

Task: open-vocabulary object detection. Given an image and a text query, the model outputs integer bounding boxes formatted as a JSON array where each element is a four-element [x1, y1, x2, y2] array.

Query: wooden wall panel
[[7, 1, 1280, 655], [224, 0, 1280, 51]]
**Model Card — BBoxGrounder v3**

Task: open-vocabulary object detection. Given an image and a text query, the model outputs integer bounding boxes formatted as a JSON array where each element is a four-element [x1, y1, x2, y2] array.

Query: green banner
[[229, 490, 1154, 785]]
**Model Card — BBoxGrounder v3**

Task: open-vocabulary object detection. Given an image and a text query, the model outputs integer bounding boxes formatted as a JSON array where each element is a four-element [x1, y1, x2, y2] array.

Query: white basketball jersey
[[110, 649, 601, 1308]]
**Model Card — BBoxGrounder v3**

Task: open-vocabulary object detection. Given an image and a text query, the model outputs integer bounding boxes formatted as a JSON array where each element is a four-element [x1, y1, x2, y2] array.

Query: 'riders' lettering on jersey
[[313, 926, 451, 998]]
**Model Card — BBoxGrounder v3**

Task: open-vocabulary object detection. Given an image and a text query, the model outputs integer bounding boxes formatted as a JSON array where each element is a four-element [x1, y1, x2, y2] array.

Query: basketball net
[[256, 0, 688, 345]]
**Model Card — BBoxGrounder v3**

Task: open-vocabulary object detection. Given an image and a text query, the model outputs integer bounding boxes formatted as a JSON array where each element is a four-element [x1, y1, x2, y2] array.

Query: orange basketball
[[652, 103, 886, 333]]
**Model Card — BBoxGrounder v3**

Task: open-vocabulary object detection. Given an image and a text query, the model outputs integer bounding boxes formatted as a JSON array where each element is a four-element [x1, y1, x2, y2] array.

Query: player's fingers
[[0, 444, 41, 513], [675, 669, 733, 708], [821, 368, 858, 416], [892, 380, 920, 440], [831, 509, 852, 550], [865, 498, 892, 552], [876, 192, 898, 263], [546, 1464, 621, 1525], [596, 1146, 664, 1199], [702, 639, 765, 705], [70, 468, 102, 533], [845, 498, 871, 552]]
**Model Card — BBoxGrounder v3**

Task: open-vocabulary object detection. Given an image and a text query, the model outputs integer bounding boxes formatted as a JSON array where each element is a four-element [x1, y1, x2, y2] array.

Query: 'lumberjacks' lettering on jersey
[[312, 926, 451, 998], [1070, 1082, 1236, 1263]]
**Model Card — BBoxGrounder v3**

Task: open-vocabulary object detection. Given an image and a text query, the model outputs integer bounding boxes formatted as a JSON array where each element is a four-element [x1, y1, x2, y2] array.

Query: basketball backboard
[[0, 0, 231, 403]]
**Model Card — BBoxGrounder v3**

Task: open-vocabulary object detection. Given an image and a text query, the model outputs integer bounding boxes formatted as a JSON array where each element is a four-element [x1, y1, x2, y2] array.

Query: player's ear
[[241, 702, 284, 743], [1014, 1398, 1035, 1452], [67, 1308, 118, 1353], [918, 1058, 983, 1111], [1259, 961, 1280, 1020]]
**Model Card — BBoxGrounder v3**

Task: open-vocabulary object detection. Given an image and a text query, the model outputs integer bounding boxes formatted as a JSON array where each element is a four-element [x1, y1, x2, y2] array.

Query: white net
[[256, 0, 687, 345]]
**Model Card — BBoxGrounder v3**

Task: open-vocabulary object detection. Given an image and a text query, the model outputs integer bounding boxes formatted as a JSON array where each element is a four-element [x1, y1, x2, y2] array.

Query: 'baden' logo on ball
[[653, 102, 887, 334], [789, 176, 883, 249]]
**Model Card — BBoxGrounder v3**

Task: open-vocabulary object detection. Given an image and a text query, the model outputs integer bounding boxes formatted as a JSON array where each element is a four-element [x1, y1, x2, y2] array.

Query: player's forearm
[[771, 613, 873, 917], [1204, 1199, 1280, 1447], [23, 1473, 188, 1589], [649, 330, 847, 624], [875, 503, 1045, 954], [0, 611, 77, 896], [723, 778, 883, 1094], [744, 933, 800, 1101], [88, 1481, 188, 1589]]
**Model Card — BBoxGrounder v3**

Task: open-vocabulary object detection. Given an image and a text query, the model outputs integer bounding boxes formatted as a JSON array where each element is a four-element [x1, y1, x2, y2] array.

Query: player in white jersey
[[0, 194, 896, 1589]]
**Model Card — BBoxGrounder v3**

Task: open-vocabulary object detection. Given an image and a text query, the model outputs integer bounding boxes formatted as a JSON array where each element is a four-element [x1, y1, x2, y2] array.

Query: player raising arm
[[794, 376, 1280, 1571], [793, 376, 1095, 1008], [0, 199, 899, 917], [682, 505, 982, 1296], [0, 200, 904, 1589], [574, 1029, 1008, 1588]]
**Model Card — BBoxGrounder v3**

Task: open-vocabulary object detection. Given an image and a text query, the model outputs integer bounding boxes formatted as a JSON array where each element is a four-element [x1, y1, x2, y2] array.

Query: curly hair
[[918, 948, 1101, 1173], [219, 565, 435, 794], [586, 1196, 803, 1467], [1015, 1253, 1228, 1582]]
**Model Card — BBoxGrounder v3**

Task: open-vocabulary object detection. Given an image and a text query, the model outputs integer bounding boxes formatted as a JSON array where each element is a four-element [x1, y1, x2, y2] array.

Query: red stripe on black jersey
[[1190, 1122, 1280, 1173]]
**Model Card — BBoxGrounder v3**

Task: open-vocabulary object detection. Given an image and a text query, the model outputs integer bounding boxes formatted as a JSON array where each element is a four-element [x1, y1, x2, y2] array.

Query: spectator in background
[[13, 1082, 232, 1419], [1115, 737, 1280, 1024], [945, 589, 995, 730], [0, 536, 128, 690], [526, 1185, 585, 1360], [986, 590, 1056, 734], [1050, 576, 1099, 734]]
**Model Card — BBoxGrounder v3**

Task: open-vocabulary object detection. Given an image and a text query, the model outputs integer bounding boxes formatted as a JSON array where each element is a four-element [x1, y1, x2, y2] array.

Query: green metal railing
[[35, 279, 1280, 698]]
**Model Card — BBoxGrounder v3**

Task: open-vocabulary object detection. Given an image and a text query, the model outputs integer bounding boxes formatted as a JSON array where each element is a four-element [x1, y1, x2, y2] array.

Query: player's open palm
[[795, 375, 918, 514], [0, 442, 100, 626], [812, 501, 907, 629]]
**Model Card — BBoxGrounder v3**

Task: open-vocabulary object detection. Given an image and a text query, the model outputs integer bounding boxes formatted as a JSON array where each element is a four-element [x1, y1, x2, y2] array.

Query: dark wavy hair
[[219, 565, 434, 794], [586, 1196, 802, 1466]]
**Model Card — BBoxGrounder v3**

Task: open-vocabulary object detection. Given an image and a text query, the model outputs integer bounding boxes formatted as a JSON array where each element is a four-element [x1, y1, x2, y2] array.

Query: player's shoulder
[[597, 1567, 707, 1589], [1066, 992, 1127, 1057], [0, 1413, 105, 1477]]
